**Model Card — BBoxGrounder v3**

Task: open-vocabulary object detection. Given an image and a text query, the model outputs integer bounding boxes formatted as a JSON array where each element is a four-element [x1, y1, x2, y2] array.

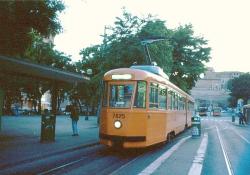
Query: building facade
[[190, 67, 243, 109]]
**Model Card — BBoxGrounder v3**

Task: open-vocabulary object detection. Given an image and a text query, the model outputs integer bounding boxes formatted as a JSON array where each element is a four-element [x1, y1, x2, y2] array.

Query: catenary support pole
[[0, 88, 5, 131]]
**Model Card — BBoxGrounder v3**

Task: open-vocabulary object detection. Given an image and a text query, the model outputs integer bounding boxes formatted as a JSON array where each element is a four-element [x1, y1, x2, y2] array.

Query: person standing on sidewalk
[[70, 103, 79, 136], [238, 110, 244, 125], [14, 101, 19, 116]]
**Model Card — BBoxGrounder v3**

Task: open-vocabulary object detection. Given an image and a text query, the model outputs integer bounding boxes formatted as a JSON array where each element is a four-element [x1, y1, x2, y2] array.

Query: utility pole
[[0, 88, 4, 131]]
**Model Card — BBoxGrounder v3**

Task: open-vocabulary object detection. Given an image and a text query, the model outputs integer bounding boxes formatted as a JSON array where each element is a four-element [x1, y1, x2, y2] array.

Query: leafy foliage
[[1, 27, 74, 114], [0, 1, 81, 114], [79, 10, 211, 108], [0, 6, 211, 114], [170, 24, 211, 92], [0, 0, 64, 56], [23, 30, 75, 113], [228, 73, 250, 106]]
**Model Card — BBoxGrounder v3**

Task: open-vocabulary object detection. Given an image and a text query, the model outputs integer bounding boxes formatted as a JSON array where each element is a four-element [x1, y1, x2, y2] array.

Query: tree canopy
[[0, 6, 211, 114], [0, 1, 75, 114], [80, 10, 211, 95], [0, 0, 64, 56], [170, 24, 211, 91], [78, 10, 211, 109], [228, 73, 250, 106]]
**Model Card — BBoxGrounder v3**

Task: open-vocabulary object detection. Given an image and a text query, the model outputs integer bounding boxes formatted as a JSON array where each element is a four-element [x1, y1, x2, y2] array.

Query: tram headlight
[[114, 120, 122, 129]]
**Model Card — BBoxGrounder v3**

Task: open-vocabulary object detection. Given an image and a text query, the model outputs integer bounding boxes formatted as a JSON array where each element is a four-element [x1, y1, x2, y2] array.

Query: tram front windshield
[[109, 84, 134, 108]]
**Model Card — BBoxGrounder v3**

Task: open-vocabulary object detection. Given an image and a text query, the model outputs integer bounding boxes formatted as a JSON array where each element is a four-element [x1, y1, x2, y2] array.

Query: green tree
[[138, 19, 173, 73], [79, 10, 211, 109], [24, 30, 74, 114], [0, 75, 24, 115], [0, 0, 64, 56], [0, 1, 75, 114], [170, 24, 211, 92], [79, 11, 152, 109], [228, 73, 250, 106]]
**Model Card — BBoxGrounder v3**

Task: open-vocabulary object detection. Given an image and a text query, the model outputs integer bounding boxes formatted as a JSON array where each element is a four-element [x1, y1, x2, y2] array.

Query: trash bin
[[85, 111, 89, 120], [246, 109, 250, 124], [243, 105, 250, 124], [191, 115, 201, 137], [41, 113, 56, 142]]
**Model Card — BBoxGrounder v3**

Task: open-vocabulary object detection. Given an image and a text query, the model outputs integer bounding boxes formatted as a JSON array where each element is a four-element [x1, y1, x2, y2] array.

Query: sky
[[54, 0, 250, 72]]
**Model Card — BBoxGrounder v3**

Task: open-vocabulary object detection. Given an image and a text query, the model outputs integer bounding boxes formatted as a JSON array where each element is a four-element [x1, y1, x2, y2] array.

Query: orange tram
[[99, 65, 195, 148]]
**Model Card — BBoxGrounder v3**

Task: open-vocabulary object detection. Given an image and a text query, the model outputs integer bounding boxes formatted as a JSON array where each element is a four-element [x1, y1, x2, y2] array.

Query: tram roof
[[130, 65, 169, 79], [0, 55, 89, 83], [104, 67, 194, 102]]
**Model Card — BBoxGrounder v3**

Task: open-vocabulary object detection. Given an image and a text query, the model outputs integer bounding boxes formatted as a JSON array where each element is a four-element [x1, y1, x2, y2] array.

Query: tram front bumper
[[99, 133, 146, 148]]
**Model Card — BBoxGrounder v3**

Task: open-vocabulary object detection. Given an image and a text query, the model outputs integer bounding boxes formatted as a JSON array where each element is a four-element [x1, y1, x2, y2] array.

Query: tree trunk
[[57, 95, 62, 113], [38, 97, 42, 114], [51, 84, 58, 115], [5, 91, 12, 115]]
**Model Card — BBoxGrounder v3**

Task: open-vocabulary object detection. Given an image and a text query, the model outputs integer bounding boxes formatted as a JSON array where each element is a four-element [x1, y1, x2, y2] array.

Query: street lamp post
[[85, 69, 93, 121]]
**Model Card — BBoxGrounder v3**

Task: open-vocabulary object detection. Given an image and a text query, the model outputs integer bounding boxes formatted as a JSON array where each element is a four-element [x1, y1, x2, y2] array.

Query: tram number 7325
[[99, 65, 194, 148]]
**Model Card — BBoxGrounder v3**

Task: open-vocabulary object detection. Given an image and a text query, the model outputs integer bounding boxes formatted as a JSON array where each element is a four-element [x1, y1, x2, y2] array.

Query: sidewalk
[[0, 115, 99, 168]]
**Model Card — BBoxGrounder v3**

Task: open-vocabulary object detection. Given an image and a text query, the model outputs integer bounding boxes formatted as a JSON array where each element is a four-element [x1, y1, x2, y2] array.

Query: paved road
[[1, 113, 249, 175], [201, 114, 250, 175], [110, 114, 249, 175]]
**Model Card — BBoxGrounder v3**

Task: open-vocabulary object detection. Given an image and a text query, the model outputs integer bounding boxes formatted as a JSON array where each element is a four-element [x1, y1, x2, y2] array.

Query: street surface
[[0, 113, 249, 175]]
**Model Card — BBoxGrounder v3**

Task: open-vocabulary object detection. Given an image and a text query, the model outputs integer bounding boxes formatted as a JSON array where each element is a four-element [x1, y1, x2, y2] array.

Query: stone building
[[190, 67, 243, 109]]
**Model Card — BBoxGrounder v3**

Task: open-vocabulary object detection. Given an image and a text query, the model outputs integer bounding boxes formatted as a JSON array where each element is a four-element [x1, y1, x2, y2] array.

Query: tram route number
[[113, 113, 125, 119]]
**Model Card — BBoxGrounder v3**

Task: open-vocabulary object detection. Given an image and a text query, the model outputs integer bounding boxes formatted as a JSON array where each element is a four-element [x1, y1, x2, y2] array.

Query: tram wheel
[[167, 131, 175, 143]]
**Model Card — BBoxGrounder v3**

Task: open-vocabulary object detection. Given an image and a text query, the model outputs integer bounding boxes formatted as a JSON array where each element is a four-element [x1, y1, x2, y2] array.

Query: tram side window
[[169, 91, 175, 110], [173, 93, 176, 110], [188, 102, 194, 111], [167, 90, 171, 110], [149, 83, 158, 108], [182, 97, 185, 110], [179, 97, 184, 110], [178, 96, 182, 110], [102, 81, 108, 107], [187, 101, 191, 111], [159, 85, 167, 109], [174, 93, 178, 110], [134, 81, 146, 108]]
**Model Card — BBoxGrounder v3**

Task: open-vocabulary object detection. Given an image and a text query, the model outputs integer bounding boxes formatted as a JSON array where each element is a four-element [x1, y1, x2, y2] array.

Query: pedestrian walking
[[14, 102, 19, 116], [70, 103, 79, 136], [238, 111, 244, 125]]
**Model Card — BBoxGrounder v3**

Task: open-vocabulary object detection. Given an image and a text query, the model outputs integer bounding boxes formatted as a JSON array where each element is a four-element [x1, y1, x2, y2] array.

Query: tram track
[[1, 141, 148, 175], [38, 146, 147, 175], [32, 118, 250, 175], [1, 129, 195, 175], [0, 141, 100, 175]]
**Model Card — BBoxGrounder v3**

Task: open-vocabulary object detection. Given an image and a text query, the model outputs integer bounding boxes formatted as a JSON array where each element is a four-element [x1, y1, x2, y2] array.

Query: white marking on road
[[188, 133, 208, 175], [138, 136, 191, 175], [204, 126, 215, 130], [216, 126, 234, 175], [230, 128, 250, 144], [218, 121, 250, 144]]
